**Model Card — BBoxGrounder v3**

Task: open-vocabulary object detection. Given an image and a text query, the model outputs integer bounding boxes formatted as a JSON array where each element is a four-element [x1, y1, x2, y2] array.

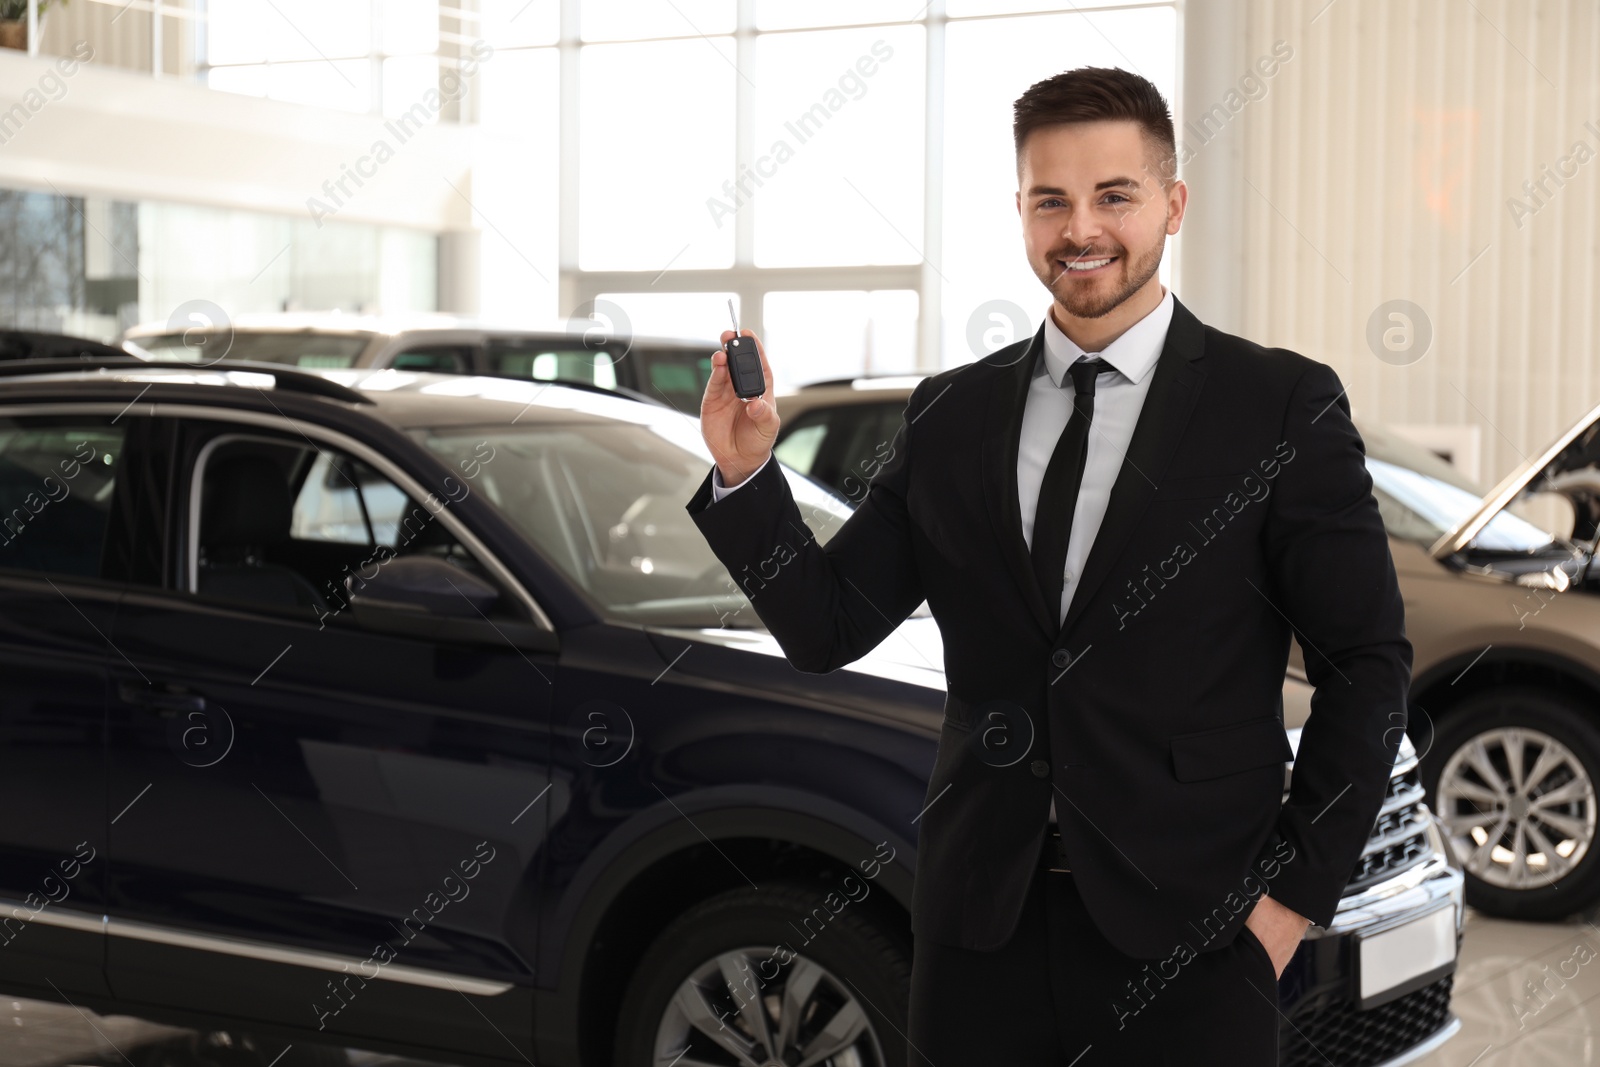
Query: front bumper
[[1276, 813, 1466, 1067]]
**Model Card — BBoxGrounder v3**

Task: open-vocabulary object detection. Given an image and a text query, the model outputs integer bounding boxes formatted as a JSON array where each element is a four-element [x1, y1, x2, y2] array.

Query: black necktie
[[1030, 357, 1115, 622]]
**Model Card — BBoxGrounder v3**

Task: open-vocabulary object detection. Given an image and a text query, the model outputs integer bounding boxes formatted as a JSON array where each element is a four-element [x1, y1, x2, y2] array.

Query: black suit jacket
[[685, 294, 1412, 960]]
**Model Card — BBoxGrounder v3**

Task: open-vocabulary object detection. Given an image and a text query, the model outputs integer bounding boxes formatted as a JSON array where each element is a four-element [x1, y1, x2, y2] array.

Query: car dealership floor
[[0, 907, 1597, 1067]]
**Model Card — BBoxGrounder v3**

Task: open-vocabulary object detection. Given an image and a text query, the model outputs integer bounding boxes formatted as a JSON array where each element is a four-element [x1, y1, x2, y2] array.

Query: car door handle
[[117, 681, 208, 713]]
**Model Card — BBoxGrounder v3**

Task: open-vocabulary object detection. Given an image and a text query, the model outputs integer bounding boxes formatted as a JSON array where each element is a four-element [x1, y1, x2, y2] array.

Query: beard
[[1035, 229, 1165, 319]]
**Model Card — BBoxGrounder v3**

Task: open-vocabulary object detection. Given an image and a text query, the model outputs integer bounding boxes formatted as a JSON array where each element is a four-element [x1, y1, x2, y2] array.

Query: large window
[[563, 3, 1180, 380], [115, 3, 1179, 378]]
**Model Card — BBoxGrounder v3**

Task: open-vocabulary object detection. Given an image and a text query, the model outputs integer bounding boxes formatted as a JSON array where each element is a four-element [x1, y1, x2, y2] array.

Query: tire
[[614, 880, 910, 1067], [1420, 686, 1600, 920]]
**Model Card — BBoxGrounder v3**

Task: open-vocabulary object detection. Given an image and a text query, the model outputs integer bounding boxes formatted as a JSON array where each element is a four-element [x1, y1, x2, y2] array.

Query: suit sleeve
[[685, 378, 930, 673], [1250, 360, 1414, 929], [709, 454, 771, 501]]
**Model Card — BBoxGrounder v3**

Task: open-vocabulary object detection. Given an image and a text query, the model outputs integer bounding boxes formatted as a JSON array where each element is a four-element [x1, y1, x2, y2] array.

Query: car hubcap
[[1437, 726, 1597, 889], [653, 946, 884, 1067]]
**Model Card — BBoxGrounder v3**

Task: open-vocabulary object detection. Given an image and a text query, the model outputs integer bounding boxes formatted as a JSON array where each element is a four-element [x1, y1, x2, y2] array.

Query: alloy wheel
[[651, 946, 884, 1067], [1436, 726, 1597, 889]]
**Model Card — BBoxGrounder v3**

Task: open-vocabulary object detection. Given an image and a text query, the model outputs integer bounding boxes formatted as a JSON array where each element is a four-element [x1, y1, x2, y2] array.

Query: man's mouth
[[1058, 255, 1117, 275]]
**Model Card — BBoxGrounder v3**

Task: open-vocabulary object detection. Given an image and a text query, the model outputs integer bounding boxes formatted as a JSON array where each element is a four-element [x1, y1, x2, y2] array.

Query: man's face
[[1015, 120, 1183, 320]]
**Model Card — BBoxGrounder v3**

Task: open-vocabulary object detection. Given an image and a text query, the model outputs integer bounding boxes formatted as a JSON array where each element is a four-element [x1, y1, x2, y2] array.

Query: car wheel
[[614, 880, 909, 1067], [1420, 686, 1600, 919]]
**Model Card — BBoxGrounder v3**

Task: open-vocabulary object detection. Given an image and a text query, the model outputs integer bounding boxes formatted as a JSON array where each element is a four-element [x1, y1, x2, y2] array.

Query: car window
[[417, 422, 855, 628], [1361, 424, 1559, 550], [774, 401, 907, 505], [485, 342, 618, 390], [0, 418, 124, 579], [635, 346, 713, 413], [388, 345, 471, 373], [773, 418, 828, 477], [290, 450, 411, 545], [191, 433, 521, 623]]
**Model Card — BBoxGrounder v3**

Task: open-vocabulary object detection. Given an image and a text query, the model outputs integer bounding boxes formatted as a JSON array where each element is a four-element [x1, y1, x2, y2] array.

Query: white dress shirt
[[709, 287, 1176, 824]]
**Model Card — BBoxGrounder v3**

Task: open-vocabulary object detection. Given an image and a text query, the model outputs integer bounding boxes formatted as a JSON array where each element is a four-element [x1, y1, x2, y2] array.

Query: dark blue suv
[[0, 360, 1460, 1067]]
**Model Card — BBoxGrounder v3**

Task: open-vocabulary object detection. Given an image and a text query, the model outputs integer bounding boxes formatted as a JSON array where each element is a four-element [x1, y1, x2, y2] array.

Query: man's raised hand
[[701, 329, 780, 488]]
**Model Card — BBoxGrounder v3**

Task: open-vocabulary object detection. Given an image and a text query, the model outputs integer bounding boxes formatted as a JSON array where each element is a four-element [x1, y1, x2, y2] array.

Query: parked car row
[[120, 314, 716, 417], [0, 354, 1463, 1067]]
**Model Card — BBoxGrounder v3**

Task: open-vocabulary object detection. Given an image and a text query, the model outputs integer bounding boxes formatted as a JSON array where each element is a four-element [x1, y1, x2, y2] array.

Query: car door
[[0, 410, 143, 999], [104, 412, 555, 1061]]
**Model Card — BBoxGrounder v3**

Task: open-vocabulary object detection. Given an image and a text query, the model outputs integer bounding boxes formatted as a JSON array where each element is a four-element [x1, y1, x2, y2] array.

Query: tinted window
[[0, 419, 124, 579], [486, 342, 618, 390], [192, 434, 517, 621], [774, 401, 907, 505], [636, 346, 713, 413], [389, 345, 471, 373]]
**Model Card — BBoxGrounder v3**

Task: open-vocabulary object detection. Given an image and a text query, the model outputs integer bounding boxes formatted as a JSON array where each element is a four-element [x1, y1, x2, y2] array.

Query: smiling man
[[687, 66, 1411, 1065]]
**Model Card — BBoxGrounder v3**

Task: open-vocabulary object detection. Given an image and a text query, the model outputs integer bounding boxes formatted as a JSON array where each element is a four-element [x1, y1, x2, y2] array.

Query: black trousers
[[907, 831, 1280, 1066]]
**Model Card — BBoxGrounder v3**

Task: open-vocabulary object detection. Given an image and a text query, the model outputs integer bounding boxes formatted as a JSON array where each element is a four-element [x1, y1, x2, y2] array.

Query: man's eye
[[1104, 194, 1129, 204], [1039, 198, 1063, 209]]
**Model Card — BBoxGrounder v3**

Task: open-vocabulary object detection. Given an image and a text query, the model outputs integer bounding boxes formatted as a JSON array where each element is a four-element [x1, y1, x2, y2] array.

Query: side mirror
[[347, 555, 500, 619]]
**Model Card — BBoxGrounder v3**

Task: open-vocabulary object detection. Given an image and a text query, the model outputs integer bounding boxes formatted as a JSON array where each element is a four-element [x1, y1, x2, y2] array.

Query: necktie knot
[[1067, 357, 1111, 398]]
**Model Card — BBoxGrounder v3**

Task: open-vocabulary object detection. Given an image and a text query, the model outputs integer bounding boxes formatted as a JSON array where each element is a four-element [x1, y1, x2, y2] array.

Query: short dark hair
[[1013, 66, 1176, 186]]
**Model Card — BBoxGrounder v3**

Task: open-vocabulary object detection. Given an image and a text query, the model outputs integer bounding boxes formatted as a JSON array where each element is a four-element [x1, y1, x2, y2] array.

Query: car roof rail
[[0, 356, 376, 406]]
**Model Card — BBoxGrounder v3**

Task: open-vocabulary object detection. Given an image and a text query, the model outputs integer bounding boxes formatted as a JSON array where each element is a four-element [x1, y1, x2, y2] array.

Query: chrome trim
[[1327, 855, 1464, 939], [1370, 1016, 1462, 1067], [1, 899, 514, 994], [105, 915, 513, 994], [0, 898, 107, 935], [1359, 811, 1433, 860], [1376, 778, 1426, 820]]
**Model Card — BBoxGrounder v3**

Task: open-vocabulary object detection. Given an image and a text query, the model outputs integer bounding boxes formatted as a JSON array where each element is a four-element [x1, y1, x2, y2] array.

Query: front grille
[[1345, 762, 1432, 892], [1281, 974, 1454, 1067]]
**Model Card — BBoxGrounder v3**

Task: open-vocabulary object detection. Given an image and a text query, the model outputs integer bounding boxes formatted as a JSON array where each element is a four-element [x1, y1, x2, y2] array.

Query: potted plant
[[0, 0, 65, 51]]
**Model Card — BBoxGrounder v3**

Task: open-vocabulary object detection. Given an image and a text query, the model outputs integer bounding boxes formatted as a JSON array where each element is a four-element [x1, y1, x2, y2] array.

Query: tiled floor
[[1412, 903, 1600, 1066], [7, 907, 1600, 1067]]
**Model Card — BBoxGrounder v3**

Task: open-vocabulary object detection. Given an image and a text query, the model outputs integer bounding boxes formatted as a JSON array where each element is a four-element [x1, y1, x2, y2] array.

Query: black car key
[[725, 299, 765, 400]]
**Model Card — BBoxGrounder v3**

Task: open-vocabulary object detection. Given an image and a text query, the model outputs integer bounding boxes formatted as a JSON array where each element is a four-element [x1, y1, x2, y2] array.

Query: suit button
[[1030, 760, 1051, 779], [1051, 649, 1072, 669]]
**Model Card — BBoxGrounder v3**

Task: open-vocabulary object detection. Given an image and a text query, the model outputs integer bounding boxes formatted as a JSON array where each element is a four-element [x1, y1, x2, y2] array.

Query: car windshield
[[133, 331, 370, 368], [415, 420, 854, 628], [1361, 424, 1556, 551]]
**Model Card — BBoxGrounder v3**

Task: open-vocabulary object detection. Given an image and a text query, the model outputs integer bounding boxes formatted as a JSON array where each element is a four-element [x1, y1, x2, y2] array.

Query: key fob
[[727, 334, 765, 399]]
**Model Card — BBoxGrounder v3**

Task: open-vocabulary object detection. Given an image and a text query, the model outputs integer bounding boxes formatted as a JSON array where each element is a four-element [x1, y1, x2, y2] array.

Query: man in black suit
[[686, 66, 1410, 1066]]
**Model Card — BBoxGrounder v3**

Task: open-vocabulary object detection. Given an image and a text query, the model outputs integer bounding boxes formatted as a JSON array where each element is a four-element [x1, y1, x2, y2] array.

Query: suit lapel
[[980, 321, 1057, 637], [978, 296, 1209, 644]]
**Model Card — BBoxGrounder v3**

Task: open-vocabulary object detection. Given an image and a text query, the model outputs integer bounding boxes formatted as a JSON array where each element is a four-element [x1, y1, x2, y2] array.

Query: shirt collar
[[1038, 285, 1174, 388]]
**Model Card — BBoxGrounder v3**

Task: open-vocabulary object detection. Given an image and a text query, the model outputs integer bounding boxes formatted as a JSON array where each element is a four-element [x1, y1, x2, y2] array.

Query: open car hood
[[1430, 397, 1600, 558]]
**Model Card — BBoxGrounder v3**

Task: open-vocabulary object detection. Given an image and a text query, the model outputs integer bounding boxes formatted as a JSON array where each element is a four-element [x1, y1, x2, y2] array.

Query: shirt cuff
[[710, 454, 771, 501]]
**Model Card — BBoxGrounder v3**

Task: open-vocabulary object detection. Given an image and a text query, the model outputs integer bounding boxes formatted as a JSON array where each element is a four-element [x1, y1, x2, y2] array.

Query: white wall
[[1208, 0, 1600, 489]]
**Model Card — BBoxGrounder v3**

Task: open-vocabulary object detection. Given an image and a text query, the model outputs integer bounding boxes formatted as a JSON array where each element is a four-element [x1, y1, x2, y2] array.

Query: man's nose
[[1061, 207, 1104, 249]]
